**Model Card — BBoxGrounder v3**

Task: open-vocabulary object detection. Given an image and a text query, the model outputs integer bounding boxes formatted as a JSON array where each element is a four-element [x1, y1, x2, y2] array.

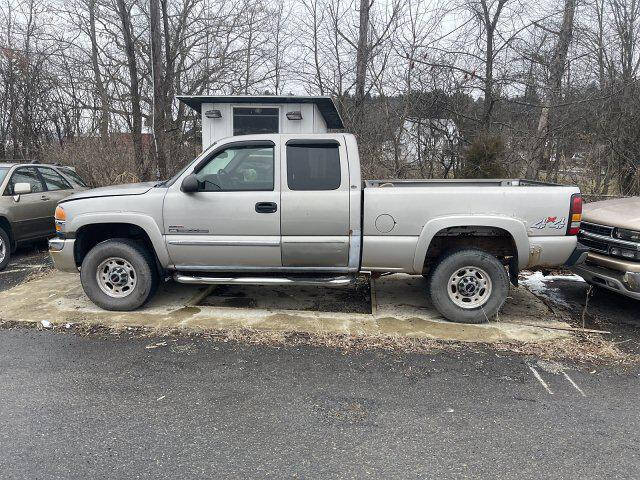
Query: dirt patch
[[2, 269, 636, 366], [198, 278, 372, 314], [523, 273, 640, 356]]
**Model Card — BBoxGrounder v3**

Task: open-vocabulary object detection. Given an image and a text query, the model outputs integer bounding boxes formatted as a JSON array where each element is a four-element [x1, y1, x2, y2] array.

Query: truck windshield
[[161, 141, 218, 187], [0, 167, 8, 185]]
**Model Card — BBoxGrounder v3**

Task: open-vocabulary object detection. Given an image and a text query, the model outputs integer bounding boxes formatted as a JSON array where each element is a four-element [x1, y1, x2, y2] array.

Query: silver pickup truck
[[49, 133, 586, 323]]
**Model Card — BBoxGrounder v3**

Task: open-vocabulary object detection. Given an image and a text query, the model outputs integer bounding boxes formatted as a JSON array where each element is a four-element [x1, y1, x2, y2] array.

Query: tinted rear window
[[38, 167, 72, 191], [286, 144, 341, 191], [0, 167, 8, 185]]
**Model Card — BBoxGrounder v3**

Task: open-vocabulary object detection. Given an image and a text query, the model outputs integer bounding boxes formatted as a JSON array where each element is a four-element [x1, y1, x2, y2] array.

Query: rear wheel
[[0, 226, 10, 271], [80, 239, 158, 311], [428, 248, 509, 324]]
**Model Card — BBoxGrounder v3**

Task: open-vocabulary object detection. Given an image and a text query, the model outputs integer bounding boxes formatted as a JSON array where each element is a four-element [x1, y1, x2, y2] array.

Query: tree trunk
[[116, 0, 145, 180], [354, 0, 371, 106], [526, 0, 576, 179], [88, 0, 109, 139], [150, 0, 167, 179], [482, 25, 494, 129]]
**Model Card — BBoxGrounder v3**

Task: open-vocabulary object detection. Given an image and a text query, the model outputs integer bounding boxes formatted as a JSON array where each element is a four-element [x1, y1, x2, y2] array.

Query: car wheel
[[428, 248, 509, 324], [0, 226, 10, 271], [80, 239, 159, 311]]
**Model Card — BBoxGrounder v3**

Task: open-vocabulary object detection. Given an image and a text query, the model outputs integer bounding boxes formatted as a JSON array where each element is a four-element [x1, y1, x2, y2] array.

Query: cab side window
[[286, 144, 341, 191], [195, 146, 274, 192], [38, 167, 72, 191], [4, 167, 45, 196]]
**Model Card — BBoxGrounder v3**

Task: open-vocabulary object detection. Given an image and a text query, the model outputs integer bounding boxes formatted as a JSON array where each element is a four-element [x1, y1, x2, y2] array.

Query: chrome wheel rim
[[447, 266, 492, 309], [0, 237, 5, 263], [96, 257, 137, 298]]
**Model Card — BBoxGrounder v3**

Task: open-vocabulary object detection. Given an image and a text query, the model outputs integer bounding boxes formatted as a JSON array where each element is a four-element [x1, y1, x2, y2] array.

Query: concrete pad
[[0, 272, 572, 344]]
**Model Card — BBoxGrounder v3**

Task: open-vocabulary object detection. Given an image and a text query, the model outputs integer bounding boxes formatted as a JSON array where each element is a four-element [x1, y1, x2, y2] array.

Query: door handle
[[255, 202, 278, 213], [40, 194, 50, 201]]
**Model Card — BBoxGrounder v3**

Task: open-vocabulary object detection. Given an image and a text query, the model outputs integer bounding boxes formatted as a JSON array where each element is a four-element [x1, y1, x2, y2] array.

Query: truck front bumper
[[48, 238, 78, 273], [572, 252, 640, 300]]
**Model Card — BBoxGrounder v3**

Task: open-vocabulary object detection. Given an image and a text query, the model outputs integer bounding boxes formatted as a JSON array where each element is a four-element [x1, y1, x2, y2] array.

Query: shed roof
[[177, 95, 344, 130]]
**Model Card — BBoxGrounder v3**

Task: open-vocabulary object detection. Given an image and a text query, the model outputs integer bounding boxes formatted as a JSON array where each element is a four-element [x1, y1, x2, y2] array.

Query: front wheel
[[0, 226, 10, 271], [80, 239, 159, 311], [428, 248, 509, 324]]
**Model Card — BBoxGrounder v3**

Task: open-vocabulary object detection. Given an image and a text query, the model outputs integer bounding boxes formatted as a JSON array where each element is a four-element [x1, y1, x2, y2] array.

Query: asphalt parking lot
[[1, 246, 640, 479], [0, 242, 52, 293], [1, 327, 639, 479]]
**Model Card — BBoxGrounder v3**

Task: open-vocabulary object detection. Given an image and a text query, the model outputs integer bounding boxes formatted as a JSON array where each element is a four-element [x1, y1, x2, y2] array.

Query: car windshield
[[0, 167, 8, 184]]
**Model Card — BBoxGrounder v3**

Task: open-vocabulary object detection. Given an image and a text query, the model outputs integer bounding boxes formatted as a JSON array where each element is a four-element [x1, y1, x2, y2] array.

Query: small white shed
[[177, 95, 345, 150]]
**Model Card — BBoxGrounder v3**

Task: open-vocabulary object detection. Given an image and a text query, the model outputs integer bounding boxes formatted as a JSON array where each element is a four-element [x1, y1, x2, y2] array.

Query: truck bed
[[360, 179, 579, 273], [364, 179, 560, 188]]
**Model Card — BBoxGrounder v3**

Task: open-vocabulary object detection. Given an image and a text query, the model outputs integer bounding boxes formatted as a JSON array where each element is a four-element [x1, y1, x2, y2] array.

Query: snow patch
[[520, 271, 585, 307]]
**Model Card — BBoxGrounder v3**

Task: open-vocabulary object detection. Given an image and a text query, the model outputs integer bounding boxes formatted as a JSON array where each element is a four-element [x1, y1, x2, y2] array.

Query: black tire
[[428, 248, 509, 324], [0, 226, 10, 271], [80, 238, 159, 311]]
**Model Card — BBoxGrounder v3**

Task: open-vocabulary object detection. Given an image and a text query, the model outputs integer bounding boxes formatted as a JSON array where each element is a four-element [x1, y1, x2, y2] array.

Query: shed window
[[233, 107, 279, 136]]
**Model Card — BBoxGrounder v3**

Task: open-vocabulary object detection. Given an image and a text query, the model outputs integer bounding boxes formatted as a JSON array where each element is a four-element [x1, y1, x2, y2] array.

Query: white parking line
[[528, 365, 554, 395], [563, 371, 587, 397]]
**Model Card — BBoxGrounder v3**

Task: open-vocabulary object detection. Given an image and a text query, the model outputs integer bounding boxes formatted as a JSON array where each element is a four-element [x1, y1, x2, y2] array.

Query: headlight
[[613, 228, 640, 243], [54, 206, 66, 234], [609, 246, 640, 260]]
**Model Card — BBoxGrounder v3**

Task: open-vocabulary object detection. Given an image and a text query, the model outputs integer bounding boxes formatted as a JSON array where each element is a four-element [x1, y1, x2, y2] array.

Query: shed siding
[[199, 102, 328, 150]]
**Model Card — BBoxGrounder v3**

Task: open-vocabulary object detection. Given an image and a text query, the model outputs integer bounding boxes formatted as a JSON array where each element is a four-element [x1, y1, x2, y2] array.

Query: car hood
[[583, 196, 640, 229], [60, 182, 158, 203]]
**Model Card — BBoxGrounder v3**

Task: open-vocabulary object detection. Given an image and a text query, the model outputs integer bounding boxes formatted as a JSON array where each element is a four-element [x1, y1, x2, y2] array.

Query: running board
[[173, 273, 357, 287]]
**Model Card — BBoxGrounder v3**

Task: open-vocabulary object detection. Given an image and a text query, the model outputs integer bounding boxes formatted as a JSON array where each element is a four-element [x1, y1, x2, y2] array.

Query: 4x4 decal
[[531, 216, 567, 230]]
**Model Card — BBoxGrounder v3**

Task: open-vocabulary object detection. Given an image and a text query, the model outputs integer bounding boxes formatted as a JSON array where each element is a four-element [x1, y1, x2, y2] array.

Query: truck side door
[[280, 137, 350, 268], [163, 139, 282, 269]]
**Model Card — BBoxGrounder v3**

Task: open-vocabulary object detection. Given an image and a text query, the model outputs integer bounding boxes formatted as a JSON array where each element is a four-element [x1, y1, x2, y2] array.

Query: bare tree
[[115, 0, 145, 179], [150, 0, 167, 178], [526, 0, 576, 178], [355, 0, 371, 106], [88, 0, 110, 138]]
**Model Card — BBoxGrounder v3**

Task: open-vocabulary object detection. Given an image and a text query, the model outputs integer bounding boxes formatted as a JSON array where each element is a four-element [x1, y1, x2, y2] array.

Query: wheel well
[[423, 226, 517, 273], [0, 216, 15, 251], [74, 223, 157, 268]]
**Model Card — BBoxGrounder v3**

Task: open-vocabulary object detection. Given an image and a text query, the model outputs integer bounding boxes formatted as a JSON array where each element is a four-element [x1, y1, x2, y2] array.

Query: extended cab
[[49, 133, 586, 323]]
